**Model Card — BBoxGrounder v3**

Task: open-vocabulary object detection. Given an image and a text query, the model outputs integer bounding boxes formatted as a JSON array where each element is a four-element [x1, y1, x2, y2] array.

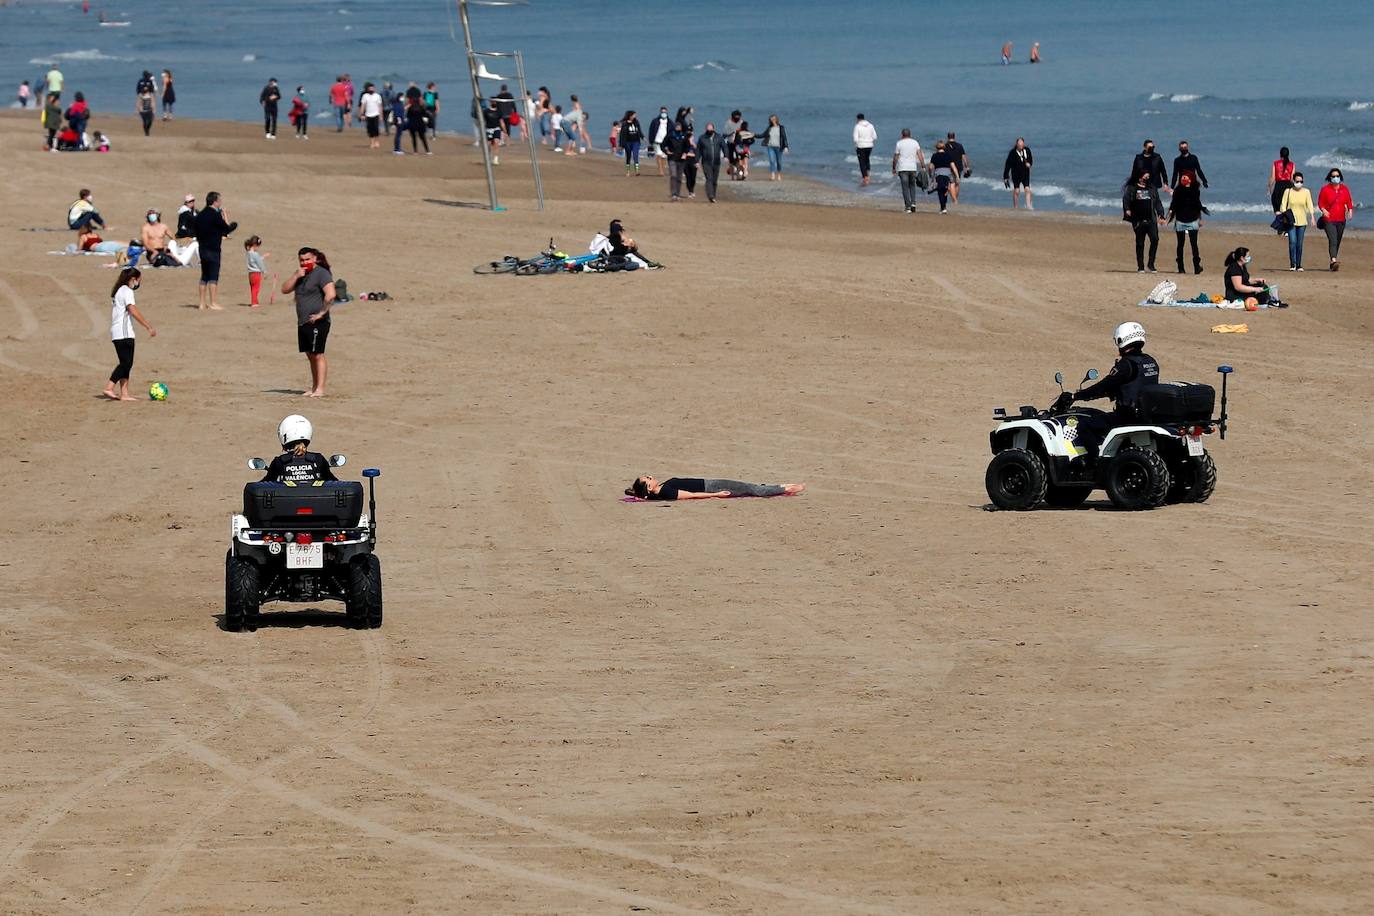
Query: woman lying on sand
[[626, 476, 805, 501]]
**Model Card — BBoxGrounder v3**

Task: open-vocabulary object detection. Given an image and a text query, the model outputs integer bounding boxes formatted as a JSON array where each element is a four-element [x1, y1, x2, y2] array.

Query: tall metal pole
[[513, 51, 544, 211], [458, 0, 500, 211]]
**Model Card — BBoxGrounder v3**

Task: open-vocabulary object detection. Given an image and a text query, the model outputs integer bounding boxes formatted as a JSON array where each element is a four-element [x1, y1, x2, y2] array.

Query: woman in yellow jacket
[[1279, 171, 1316, 270]]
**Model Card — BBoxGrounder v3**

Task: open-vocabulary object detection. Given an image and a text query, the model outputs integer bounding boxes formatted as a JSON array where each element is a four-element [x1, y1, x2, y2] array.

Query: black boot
[[1176, 258, 1186, 274], [1193, 259, 1203, 274]]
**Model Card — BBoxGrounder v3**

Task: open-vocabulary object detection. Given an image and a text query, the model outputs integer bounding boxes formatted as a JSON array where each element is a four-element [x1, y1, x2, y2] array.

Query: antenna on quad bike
[[362, 468, 381, 543], [1216, 365, 1233, 440]]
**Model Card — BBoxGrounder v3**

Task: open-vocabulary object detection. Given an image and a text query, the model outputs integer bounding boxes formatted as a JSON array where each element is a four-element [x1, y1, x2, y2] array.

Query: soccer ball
[[148, 382, 169, 401]]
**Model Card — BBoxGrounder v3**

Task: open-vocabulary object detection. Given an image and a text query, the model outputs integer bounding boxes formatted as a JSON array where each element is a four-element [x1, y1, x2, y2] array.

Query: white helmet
[[278, 414, 313, 449], [1114, 321, 1146, 350]]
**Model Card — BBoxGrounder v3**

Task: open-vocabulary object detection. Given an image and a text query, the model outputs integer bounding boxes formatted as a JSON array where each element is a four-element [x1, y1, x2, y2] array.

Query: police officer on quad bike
[[263, 414, 337, 484], [1051, 321, 1159, 445]]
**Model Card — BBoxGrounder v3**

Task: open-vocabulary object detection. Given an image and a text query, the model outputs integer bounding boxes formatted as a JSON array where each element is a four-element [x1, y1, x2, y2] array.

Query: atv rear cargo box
[[243, 481, 364, 529], [1137, 382, 1216, 424]]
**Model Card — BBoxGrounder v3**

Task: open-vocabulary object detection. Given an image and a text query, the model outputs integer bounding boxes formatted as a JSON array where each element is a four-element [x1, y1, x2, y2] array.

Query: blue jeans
[[539, 111, 551, 139], [1287, 225, 1306, 267], [334, 105, 347, 131], [766, 146, 783, 173], [623, 141, 640, 167]]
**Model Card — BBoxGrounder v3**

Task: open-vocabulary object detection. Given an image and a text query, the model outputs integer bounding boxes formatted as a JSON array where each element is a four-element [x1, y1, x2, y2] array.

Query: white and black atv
[[225, 457, 383, 631], [985, 366, 1233, 511]]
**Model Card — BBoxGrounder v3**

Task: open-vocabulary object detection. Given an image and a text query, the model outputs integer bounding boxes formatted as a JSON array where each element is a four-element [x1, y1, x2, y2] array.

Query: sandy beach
[[2, 111, 1372, 913]]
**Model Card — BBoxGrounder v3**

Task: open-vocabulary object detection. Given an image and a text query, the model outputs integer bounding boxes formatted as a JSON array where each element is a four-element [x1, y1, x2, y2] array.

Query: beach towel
[[1211, 324, 1249, 333]]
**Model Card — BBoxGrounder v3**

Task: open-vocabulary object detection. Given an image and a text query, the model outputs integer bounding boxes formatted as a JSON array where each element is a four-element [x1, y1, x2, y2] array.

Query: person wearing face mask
[[1169, 140, 1207, 190], [281, 247, 337, 398], [1277, 171, 1316, 270], [102, 267, 156, 401], [1130, 139, 1170, 195], [140, 209, 181, 267], [1223, 247, 1280, 306], [648, 107, 672, 176], [696, 122, 725, 203], [1317, 168, 1354, 271], [1123, 169, 1166, 272], [1166, 173, 1208, 274]]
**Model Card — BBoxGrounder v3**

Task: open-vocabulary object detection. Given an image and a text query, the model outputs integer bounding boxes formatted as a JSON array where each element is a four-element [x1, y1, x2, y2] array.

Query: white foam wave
[[242, 54, 257, 62], [29, 48, 131, 65], [1149, 92, 1166, 101], [1306, 150, 1374, 174], [1170, 93, 1203, 103], [690, 60, 737, 72], [1140, 109, 1163, 116], [1205, 202, 1272, 214], [1349, 101, 1373, 111]]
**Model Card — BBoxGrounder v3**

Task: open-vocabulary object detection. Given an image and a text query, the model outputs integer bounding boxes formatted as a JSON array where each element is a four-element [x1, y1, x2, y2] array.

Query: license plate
[[1186, 434, 1204, 457], [286, 542, 323, 569]]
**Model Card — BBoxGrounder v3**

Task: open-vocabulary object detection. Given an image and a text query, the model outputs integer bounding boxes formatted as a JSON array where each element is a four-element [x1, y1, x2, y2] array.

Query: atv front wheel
[[1167, 453, 1217, 504], [225, 552, 261, 632], [346, 554, 383, 629], [1105, 447, 1170, 510], [985, 448, 1048, 510]]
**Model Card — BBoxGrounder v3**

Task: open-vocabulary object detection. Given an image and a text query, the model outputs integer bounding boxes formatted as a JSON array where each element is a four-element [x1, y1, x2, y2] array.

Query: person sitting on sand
[[140, 209, 196, 267], [67, 189, 108, 232], [626, 476, 806, 501], [590, 219, 647, 266]]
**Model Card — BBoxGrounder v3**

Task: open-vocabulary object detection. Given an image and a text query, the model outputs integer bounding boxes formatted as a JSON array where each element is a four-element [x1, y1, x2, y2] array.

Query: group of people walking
[[613, 107, 788, 202], [1268, 148, 1354, 271]]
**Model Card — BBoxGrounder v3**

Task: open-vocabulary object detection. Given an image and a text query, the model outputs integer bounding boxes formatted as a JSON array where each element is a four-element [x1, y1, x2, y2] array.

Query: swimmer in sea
[[1030, 42, 1041, 63], [1001, 41, 1013, 65]]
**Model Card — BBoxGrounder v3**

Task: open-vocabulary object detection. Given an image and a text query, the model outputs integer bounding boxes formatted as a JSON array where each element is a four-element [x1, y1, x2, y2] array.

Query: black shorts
[[486, 126, 502, 141], [366, 115, 380, 137], [199, 250, 221, 284], [298, 319, 330, 354], [1011, 171, 1031, 188]]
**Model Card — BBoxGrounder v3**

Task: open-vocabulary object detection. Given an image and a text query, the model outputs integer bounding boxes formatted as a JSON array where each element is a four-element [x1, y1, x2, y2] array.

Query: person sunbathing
[[626, 475, 805, 501]]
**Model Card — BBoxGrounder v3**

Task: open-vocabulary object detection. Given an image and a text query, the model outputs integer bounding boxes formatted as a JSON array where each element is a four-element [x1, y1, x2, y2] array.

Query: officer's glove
[[1051, 392, 1075, 414]]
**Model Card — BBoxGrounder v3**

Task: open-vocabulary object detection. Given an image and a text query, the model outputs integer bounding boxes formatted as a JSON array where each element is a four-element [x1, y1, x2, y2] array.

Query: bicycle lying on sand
[[473, 238, 571, 275]]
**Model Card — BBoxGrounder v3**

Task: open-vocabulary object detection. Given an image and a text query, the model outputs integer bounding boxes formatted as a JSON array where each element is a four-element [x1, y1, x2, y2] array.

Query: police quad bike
[[225, 456, 383, 631], [984, 365, 1234, 511]]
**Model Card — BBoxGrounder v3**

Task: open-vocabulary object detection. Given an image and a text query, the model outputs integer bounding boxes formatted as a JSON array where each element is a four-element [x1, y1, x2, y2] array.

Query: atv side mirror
[[330, 454, 347, 467], [1054, 371, 1064, 386], [1086, 369, 1099, 380], [247, 457, 267, 471]]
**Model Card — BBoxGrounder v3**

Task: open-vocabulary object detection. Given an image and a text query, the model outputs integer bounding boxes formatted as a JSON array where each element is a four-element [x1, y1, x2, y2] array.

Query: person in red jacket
[[1316, 167, 1354, 271]]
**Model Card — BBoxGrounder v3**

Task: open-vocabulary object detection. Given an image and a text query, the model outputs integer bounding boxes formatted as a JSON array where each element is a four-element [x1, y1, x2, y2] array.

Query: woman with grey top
[[626, 475, 805, 501], [760, 114, 788, 181]]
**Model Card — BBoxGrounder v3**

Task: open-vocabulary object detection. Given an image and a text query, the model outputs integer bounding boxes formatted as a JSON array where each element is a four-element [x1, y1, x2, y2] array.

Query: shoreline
[[6, 110, 1348, 236]]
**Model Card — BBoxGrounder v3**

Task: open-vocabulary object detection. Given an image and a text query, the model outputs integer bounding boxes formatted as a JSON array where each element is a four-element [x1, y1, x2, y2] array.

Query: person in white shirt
[[358, 83, 384, 149], [853, 113, 877, 186], [550, 106, 565, 153], [891, 128, 926, 213], [102, 268, 156, 401]]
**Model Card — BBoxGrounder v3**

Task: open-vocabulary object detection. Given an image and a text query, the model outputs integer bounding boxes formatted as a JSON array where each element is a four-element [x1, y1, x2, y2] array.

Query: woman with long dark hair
[[618, 110, 642, 176], [1268, 147, 1295, 215], [626, 475, 805, 501], [102, 268, 156, 401]]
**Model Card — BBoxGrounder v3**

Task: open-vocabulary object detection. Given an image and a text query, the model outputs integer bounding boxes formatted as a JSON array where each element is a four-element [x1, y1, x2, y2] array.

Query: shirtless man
[[1001, 41, 1013, 65], [141, 208, 196, 266]]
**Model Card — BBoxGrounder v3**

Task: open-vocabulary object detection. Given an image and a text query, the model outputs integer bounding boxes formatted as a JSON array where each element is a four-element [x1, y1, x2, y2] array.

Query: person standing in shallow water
[[853, 113, 876, 186], [1002, 137, 1033, 209]]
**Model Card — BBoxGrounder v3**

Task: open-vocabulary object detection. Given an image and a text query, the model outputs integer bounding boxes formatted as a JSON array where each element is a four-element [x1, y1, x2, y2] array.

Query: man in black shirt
[[494, 84, 516, 136], [1122, 171, 1165, 272], [260, 78, 281, 139], [1131, 139, 1169, 193], [194, 191, 238, 310], [945, 131, 969, 202], [1170, 139, 1208, 189]]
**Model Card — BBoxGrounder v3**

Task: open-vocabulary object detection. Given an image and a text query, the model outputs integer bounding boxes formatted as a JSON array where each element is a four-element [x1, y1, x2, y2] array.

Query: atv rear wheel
[[1167, 453, 1217, 504], [225, 551, 261, 632], [1044, 483, 1092, 508], [346, 554, 383, 629], [1105, 447, 1171, 510], [985, 448, 1048, 510]]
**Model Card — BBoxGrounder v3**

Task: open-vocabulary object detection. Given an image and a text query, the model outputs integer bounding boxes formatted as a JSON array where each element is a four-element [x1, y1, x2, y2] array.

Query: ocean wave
[[242, 54, 257, 62], [29, 48, 131, 65], [1306, 149, 1374, 174], [659, 59, 739, 77], [1205, 202, 1272, 214], [1350, 101, 1373, 111], [1140, 109, 1163, 116], [961, 176, 1117, 209], [1149, 92, 1167, 101], [1169, 93, 1204, 103]]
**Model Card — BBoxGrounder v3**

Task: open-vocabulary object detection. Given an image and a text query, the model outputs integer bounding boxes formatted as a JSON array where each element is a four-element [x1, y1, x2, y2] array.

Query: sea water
[[4, 0, 1372, 220]]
